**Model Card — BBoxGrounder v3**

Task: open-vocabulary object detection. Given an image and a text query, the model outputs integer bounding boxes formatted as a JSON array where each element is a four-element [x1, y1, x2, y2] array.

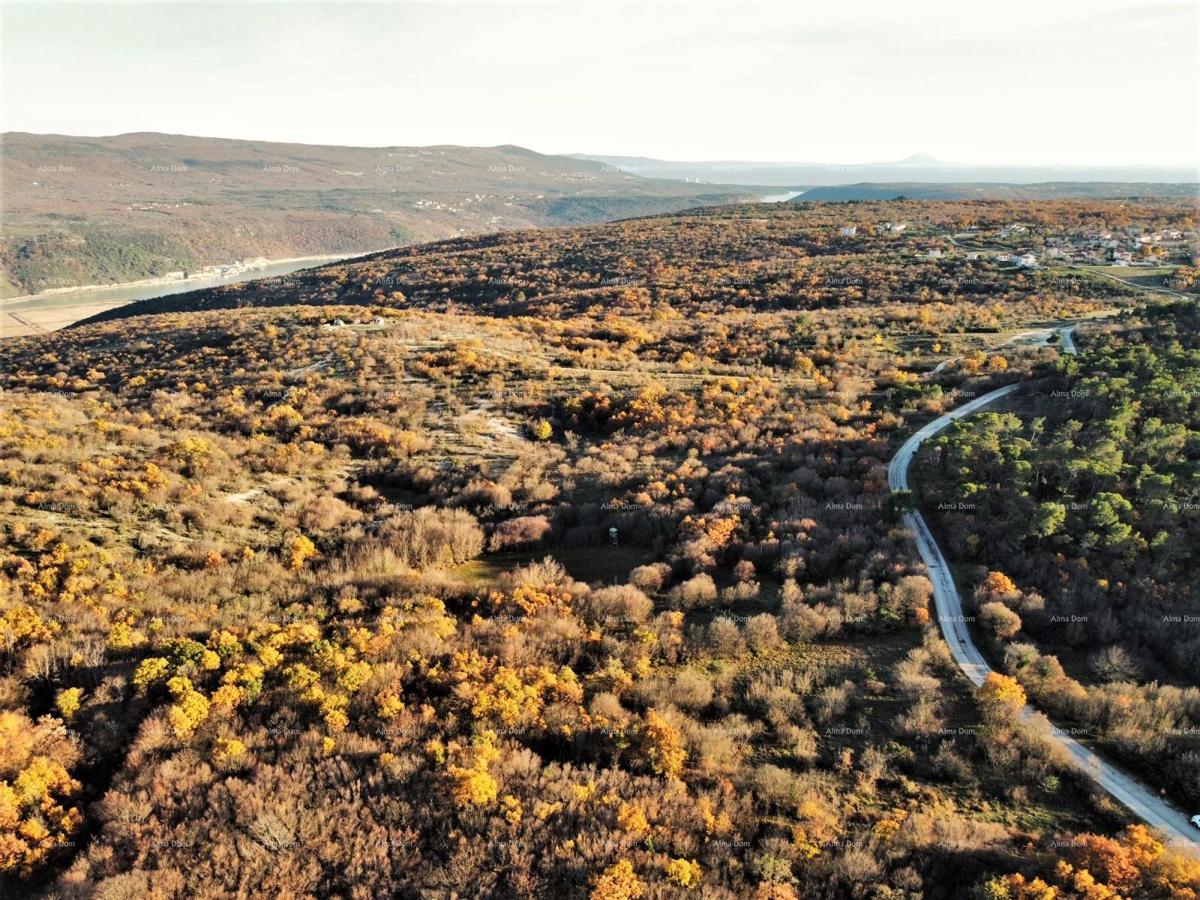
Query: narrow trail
[[1064, 265, 1191, 300]]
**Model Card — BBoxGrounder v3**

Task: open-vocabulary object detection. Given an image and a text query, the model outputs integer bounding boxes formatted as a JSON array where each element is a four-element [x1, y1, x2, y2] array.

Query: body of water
[[760, 190, 806, 203], [1, 255, 355, 315]]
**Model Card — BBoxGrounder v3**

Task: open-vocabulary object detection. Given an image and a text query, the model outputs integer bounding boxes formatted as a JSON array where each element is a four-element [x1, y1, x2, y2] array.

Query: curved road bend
[[931, 323, 1075, 376], [889, 325, 1200, 857]]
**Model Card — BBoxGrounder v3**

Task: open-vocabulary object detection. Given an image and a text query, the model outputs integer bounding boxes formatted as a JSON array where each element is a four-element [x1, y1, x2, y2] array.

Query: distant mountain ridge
[[0, 133, 756, 296], [572, 153, 1197, 187]]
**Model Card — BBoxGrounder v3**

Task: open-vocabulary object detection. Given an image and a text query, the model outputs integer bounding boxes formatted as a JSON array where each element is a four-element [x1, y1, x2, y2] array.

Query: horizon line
[[2, 129, 1197, 173]]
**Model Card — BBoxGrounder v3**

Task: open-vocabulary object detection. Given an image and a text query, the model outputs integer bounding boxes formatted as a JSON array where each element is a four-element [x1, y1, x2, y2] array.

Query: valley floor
[[0, 254, 357, 337]]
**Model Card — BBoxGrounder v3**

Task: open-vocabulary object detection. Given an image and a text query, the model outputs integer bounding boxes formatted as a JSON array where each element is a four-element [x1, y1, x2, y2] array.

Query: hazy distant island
[[795, 181, 1200, 201]]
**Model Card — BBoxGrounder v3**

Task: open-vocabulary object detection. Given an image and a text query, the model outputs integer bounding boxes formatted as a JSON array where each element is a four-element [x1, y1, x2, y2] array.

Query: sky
[[1, 0, 1196, 166]]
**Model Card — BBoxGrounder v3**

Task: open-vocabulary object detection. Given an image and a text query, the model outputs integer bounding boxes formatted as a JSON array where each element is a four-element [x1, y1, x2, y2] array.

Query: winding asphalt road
[[889, 324, 1200, 858]]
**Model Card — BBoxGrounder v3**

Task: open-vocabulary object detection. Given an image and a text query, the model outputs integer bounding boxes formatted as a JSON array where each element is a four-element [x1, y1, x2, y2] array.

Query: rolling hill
[[77, 196, 1190, 330], [0, 132, 756, 296]]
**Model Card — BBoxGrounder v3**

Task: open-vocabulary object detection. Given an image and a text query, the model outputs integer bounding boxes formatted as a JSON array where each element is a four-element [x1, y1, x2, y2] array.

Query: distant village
[[836, 218, 1199, 284], [985, 221, 1196, 270]]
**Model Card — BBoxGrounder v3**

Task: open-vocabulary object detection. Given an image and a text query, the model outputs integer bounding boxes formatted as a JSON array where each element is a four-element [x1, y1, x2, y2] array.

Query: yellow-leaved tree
[[977, 672, 1027, 719], [0, 712, 83, 875], [284, 533, 317, 570], [590, 860, 645, 900], [641, 708, 686, 778]]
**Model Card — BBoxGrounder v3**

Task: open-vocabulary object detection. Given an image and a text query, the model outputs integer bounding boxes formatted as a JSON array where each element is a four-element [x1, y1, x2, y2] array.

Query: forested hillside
[[2, 200, 1199, 897], [0, 133, 753, 297], [86, 197, 1191, 326]]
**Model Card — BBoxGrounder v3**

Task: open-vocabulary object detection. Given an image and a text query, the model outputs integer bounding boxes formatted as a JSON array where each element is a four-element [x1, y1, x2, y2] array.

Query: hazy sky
[[1, 0, 1196, 165]]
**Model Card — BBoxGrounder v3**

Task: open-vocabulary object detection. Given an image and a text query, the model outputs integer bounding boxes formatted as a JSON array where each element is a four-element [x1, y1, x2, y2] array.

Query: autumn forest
[[2, 198, 1199, 899]]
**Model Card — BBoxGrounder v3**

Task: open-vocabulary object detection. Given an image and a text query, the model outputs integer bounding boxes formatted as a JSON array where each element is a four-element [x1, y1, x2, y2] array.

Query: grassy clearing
[[451, 543, 658, 586]]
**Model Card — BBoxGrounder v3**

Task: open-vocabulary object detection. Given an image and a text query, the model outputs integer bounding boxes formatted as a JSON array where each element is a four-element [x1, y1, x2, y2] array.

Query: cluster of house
[[833, 219, 1196, 274], [961, 221, 1198, 270], [1016, 224, 1195, 268]]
